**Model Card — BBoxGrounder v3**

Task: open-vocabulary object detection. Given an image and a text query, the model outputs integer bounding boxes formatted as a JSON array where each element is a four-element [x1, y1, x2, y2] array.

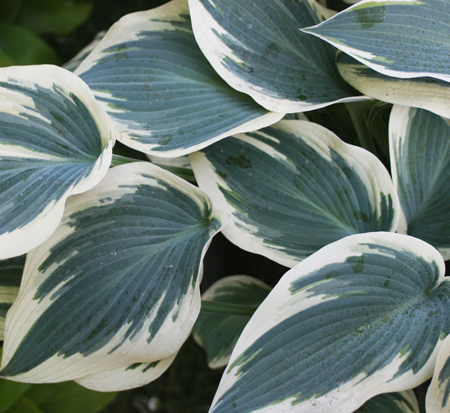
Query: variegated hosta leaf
[[356, 391, 420, 413], [427, 334, 450, 412], [0, 162, 224, 387], [190, 120, 399, 267], [75, 0, 282, 157], [210, 232, 450, 413], [188, 0, 363, 113], [337, 53, 450, 119], [0, 65, 116, 260], [193, 275, 271, 369], [76, 354, 176, 392], [390, 105, 450, 258], [0, 256, 25, 340], [303, 0, 450, 82]]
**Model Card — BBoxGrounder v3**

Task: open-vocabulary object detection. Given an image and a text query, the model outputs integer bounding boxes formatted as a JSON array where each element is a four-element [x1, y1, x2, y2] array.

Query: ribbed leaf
[[303, 0, 450, 82], [193, 276, 271, 368], [0, 65, 115, 259], [390, 105, 450, 258], [427, 334, 450, 412], [76, 0, 282, 157], [188, 0, 362, 113], [0, 256, 25, 340], [0, 162, 224, 387], [190, 120, 399, 267], [337, 53, 450, 119], [357, 391, 419, 413], [210, 232, 450, 413]]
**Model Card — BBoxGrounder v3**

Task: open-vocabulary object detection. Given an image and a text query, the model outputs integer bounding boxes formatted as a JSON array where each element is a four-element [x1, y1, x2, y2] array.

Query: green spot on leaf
[[355, 5, 385, 29], [226, 155, 252, 169], [354, 209, 371, 223], [158, 134, 172, 146], [348, 255, 365, 273]]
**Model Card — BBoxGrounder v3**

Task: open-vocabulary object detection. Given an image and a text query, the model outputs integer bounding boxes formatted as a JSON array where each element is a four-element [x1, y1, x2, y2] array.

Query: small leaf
[[390, 105, 450, 258], [210, 232, 450, 413], [0, 65, 116, 259], [76, 0, 282, 157], [356, 391, 420, 413], [0, 162, 224, 388], [303, 0, 450, 82], [15, 0, 92, 35], [193, 275, 271, 368], [188, 0, 363, 113], [190, 120, 399, 267], [0, 256, 25, 340]]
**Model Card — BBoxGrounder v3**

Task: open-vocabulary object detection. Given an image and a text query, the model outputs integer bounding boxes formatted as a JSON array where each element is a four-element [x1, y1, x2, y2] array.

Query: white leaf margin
[[190, 120, 400, 268], [337, 54, 450, 119], [188, 0, 366, 113], [1, 162, 226, 384], [0, 65, 117, 259], [303, 0, 450, 83], [74, 0, 284, 157], [211, 232, 447, 413]]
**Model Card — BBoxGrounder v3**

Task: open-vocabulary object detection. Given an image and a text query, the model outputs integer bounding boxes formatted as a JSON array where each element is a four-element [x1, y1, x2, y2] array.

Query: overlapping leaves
[[304, 0, 450, 82], [76, 0, 282, 157], [0, 162, 224, 391], [188, 0, 362, 113], [337, 53, 450, 119]]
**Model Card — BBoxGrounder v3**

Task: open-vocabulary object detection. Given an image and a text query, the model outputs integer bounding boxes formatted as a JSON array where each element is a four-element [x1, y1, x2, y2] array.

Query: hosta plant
[[1, 0, 450, 412]]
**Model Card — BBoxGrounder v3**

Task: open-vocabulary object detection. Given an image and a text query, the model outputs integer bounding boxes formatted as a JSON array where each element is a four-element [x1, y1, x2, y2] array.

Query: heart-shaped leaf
[[210, 232, 450, 413], [0, 162, 224, 388], [190, 120, 399, 267], [0, 65, 115, 259], [76, 0, 282, 157]]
